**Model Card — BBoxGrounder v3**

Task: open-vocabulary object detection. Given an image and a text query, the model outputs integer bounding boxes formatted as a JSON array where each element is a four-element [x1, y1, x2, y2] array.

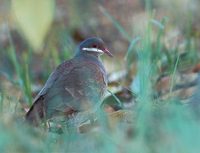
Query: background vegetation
[[0, 0, 200, 152]]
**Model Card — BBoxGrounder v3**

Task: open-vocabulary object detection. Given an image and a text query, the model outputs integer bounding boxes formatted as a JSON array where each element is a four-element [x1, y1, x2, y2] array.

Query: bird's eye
[[92, 44, 97, 48]]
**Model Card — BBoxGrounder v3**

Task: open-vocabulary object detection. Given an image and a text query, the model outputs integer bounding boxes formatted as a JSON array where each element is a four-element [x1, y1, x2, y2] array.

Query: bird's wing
[[45, 62, 106, 115], [26, 60, 75, 124], [33, 59, 74, 102]]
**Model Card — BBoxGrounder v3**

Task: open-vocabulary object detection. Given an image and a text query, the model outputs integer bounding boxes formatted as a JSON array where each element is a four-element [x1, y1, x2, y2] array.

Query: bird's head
[[76, 37, 113, 57]]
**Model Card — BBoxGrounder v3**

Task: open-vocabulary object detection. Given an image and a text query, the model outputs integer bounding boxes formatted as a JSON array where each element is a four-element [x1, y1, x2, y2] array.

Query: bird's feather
[[26, 57, 107, 124]]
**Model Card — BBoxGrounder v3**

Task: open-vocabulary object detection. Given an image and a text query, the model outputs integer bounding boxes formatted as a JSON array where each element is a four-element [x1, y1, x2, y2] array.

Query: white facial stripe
[[82, 47, 104, 54]]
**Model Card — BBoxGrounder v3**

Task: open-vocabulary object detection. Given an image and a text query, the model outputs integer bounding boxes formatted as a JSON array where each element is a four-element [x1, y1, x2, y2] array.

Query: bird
[[26, 37, 113, 125]]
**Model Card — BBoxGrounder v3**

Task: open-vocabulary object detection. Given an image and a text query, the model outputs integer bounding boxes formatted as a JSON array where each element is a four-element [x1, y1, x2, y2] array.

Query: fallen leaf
[[11, 0, 54, 51]]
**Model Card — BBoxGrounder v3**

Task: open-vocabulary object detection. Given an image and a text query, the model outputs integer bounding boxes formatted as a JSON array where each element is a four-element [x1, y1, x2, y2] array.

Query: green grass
[[6, 27, 32, 105]]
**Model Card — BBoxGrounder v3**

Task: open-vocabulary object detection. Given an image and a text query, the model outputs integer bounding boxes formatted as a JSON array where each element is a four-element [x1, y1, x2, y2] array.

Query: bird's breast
[[69, 59, 107, 109]]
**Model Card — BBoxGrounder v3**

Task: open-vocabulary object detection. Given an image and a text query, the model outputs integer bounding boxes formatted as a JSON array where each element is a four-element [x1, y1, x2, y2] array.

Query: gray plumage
[[26, 37, 112, 125]]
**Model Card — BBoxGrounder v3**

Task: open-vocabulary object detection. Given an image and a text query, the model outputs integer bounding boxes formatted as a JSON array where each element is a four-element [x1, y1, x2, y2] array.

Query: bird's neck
[[84, 53, 101, 62], [75, 52, 99, 62], [75, 53, 105, 71]]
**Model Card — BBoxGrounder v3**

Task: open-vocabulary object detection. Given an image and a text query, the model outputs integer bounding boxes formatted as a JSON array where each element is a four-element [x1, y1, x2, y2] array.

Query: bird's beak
[[104, 48, 113, 57]]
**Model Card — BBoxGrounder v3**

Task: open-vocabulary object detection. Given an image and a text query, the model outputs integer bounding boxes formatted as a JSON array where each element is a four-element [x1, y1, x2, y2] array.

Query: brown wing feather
[[44, 63, 106, 117], [26, 60, 74, 125], [25, 96, 45, 125]]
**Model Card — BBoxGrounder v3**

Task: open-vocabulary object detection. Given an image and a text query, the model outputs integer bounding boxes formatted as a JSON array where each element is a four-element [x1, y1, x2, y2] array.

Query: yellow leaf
[[11, 0, 54, 51]]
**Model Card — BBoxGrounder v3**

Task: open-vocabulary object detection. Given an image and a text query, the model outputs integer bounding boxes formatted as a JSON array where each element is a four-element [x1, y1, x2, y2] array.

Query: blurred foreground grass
[[0, 1, 200, 153]]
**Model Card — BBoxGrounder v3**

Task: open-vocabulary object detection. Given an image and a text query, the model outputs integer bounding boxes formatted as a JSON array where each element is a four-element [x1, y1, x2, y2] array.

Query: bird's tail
[[25, 97, 45, 126]]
